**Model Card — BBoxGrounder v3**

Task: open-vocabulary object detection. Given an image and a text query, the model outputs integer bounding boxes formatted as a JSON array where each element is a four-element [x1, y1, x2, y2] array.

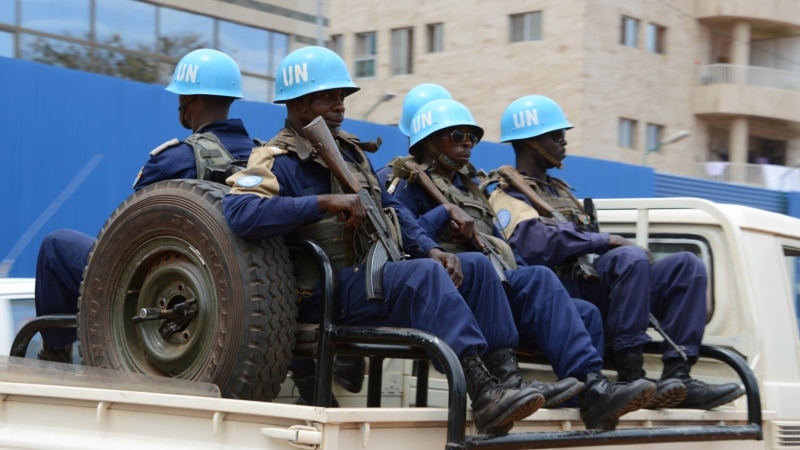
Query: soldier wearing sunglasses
[[379, 98, 657, 430]]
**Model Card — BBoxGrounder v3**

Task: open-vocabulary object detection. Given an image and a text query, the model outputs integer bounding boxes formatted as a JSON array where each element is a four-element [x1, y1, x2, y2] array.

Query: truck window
[[622, 235, 715, 321], [784, 247, 800, 339]]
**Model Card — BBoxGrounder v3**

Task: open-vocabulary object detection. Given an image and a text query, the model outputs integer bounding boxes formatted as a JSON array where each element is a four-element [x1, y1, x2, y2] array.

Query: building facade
[[2, 0, 800, 183], [327, 0, 800, 181], [0, 0, 327, 103]]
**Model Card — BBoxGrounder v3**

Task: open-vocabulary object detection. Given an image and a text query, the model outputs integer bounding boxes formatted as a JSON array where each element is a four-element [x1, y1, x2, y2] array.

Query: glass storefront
[[5, 0, 290, 102]]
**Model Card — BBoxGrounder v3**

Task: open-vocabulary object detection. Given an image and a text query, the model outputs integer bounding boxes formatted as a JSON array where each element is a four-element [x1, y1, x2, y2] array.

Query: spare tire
[[78, 179, 297, 401]]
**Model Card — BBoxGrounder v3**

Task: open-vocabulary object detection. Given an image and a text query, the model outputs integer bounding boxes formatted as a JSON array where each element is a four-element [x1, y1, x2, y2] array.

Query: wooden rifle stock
[[496, 165, 599, 281], [302, 116, 404, 299], [402, 161, 512, 288], [303, 116, 362, 194]]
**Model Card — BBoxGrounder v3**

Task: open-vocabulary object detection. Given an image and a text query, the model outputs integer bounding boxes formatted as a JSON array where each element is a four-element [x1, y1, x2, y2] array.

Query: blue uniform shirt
[[224, 128, 442, 258], [133, 119, 255, 190]]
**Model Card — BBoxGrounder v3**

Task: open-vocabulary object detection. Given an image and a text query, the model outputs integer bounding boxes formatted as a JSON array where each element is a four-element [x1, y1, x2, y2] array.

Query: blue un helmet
[[499, 95, 573, 143], [165, 48, 243, 98], [398, 83, 453, 137], [409, 98, 484, 148], [273, 46, 360, 103]]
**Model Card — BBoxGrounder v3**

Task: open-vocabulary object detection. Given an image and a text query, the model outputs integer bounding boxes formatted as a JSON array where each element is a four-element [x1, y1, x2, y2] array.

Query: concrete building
[[327, 0, 800, 183], [2, 0, 800, 184]]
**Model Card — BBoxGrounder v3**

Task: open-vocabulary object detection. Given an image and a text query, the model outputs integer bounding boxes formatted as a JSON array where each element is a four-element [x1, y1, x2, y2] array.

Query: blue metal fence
[[2, 56, 798, 278]]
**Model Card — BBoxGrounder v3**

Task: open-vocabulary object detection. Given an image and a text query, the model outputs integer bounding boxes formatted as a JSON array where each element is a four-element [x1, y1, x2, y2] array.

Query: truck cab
[[0, 277, 37, 359]]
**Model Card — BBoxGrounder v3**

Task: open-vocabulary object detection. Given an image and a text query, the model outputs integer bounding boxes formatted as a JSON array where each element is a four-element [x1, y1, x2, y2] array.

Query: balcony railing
[[697, 64, 800, 93], [694, 162, 800, 191]]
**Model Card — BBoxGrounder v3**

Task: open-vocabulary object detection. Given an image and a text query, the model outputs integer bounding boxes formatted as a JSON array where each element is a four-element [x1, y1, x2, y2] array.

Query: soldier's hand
[[608, 234, 635, 248], [427, 248, 464, 288], [445, 204, 478, 244], [317, 194, 366, 228]]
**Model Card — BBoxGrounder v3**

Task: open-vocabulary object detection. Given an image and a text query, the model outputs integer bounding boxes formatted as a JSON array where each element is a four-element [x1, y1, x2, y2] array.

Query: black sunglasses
[[447, 129, 479, 146]]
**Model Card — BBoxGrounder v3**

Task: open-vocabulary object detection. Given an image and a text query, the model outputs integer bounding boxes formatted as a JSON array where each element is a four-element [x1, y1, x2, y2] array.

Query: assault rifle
[[302, 116, 405, 300], [583, 197, 599, 233], [496, 165, 599, 281], [401, 160, 512, 290]]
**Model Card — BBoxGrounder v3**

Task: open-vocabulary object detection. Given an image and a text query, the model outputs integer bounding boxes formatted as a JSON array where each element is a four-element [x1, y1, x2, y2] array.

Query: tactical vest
[[184, 132, 256, 184], [525, 175, 592, 230], [268, 128, 393, 294], [428, 170, 517, 269]]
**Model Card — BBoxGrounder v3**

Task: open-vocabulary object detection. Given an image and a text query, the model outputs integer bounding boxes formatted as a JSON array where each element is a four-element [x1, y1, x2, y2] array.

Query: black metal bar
[[367, 356, 383, 407], [10, 314, 77, 357], [699, 344, 762, 428], [416, 360, 429, 407], [462, 343, 762, 449], [464, 425, 762, 450], [287, 237, 336, 408], [331, 326, 467, 448]]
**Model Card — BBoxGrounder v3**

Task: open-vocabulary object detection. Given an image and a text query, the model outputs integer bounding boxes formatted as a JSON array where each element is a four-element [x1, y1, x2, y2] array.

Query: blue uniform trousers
[[34, 229, 95, 348], [561, 246, 707, 360], [506, 266, 605, 380], [291, 254, 514, 377]]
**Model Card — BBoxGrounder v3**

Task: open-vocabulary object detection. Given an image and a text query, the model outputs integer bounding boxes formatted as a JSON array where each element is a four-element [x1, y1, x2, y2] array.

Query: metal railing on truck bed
[[12, 235, 763, 449]]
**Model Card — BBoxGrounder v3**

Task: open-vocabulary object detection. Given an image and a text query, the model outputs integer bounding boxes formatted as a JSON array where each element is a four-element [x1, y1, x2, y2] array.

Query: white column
[[729, 117, 749, 183]]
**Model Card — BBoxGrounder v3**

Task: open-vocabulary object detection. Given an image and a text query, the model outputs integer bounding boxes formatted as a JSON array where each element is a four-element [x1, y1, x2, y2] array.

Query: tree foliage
[[26, 34, 208, 84]]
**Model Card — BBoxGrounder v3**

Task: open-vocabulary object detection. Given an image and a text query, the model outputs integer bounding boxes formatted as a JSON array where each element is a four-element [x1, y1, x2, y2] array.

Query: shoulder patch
[[236, 175, 264, 188], [149, 138, 181, 156], [496, 209, 512, 230], [264, 146, 289, 157]]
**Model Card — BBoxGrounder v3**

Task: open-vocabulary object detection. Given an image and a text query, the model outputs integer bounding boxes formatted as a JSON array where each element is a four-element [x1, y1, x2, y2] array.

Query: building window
[[646, 23, 666, 54], [355, 31, 377, 78], [0, 32, 12, 57], [328, 34, 343, 56], [620, 15, 639, 47], [0, 0, 15, 25], [6, 0, 289, 103], [391, 27, 413, 76], [619, 118, 637, 148], [646, 123, 664, 151], [510, 11, 543, 43], [426, 23, 443, 53], [21, 0, 90, 37]]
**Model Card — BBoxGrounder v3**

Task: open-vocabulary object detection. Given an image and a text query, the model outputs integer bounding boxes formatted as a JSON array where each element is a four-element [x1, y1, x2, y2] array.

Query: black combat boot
[[462, 354, 545, 435], [483, 348, 583, 408], [662, 358, 744, 410], [616, 351, 687, 409], [578, 372, 656, 430], [333, 355, 365, 393], [37, 343, 72, 364], [291, 374, 340, 407]]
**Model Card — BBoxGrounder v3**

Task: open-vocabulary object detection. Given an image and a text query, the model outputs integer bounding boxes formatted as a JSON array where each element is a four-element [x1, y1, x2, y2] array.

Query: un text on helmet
[[282, 63, 309, 86], [411, 110, 433, 135], [513, 109, 540, 129], [175, 63, 199, 83]]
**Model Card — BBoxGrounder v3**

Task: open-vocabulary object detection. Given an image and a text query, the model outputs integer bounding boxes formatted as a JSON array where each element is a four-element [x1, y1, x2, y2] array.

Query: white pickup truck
[[3, 183, 798, 450]]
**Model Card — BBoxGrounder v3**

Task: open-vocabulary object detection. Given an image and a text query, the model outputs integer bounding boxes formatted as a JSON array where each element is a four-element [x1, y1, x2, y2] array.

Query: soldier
[[223, 46, 545, 435], [35, 49, 256, 363], [491, 94, 744, 410], [380, 97, 659, 430]]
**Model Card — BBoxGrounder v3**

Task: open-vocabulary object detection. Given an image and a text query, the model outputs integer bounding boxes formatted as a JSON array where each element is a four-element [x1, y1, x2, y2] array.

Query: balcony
[[698, 64, 800, 92], [696, 0, 800, 31], [694, 162, 800, 191], [694, 64, 800, 124]]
